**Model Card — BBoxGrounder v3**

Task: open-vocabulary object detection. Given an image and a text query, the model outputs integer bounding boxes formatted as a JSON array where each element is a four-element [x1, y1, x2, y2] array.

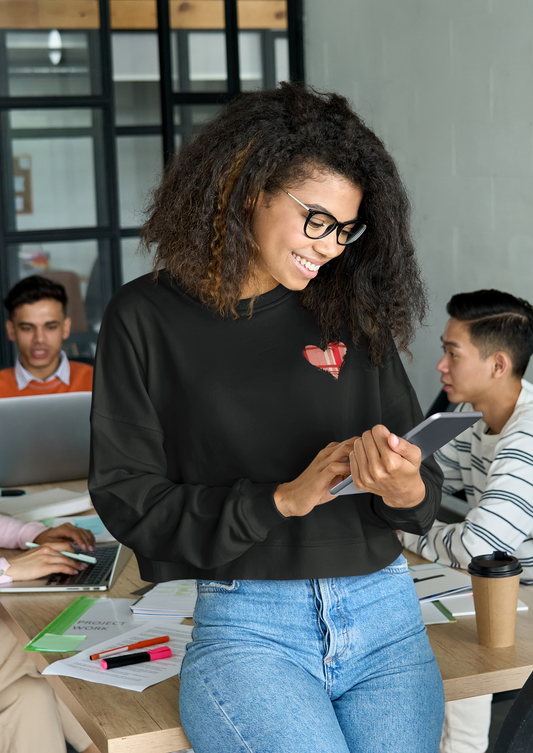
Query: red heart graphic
[[303, 341, 347, 380]]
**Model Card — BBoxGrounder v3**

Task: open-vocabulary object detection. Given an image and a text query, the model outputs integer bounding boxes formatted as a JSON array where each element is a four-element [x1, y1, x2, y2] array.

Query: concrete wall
[[305, 0, 533, 411]]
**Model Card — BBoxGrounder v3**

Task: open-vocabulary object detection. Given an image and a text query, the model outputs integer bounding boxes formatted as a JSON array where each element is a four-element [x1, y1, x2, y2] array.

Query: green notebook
[[24, 596, 96, 652]]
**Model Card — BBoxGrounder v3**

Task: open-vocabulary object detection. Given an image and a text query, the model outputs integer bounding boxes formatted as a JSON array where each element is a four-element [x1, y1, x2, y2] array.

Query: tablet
[[330, 410, 482, 496]]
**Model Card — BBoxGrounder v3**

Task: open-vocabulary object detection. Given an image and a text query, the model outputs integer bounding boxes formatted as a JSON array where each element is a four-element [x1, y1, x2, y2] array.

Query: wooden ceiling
[[0, 0, 288, 30]]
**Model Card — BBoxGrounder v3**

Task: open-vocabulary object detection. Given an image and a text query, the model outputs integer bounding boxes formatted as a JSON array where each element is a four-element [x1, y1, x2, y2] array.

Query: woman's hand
[[5, 543, 86, 582], [349, 425, 426, 508], [273, 438, 356, 517], [33, 522, 95, 552]]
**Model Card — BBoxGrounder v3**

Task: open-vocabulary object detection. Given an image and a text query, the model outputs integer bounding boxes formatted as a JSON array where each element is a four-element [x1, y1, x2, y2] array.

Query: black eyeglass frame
[[282, 189, 367, 245]]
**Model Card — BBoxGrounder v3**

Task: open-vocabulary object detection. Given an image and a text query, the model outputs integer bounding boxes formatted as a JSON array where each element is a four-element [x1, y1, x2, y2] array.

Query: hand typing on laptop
[[0, 515, 96, 584], [2, 542, 89, 582], [33, 522, 95, 551]]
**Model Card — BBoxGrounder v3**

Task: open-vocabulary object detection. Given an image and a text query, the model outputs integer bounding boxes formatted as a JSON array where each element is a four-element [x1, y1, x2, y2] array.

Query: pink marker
[[100, 646, 172, 669]]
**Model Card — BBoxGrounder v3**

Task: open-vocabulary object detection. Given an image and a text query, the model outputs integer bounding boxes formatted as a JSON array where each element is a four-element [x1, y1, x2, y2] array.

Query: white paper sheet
[[63, 598, 137, 651], [409, 562, 472, 602], [438, 592, 529, 616], [420, 601, 455, 625], [131, 580, 196, 616], [0, 488, 92, 522], [43, 622, 193, 691]]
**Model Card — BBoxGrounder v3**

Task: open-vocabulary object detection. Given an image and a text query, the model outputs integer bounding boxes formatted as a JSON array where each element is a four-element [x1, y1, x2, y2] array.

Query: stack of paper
[[43, 622, 193, 692], [409, 562, 472, 602], [131, 580, 197, 617], [420, 600, 457, 625], [439, 592, 528, 616], [0, 488, 93, 522]]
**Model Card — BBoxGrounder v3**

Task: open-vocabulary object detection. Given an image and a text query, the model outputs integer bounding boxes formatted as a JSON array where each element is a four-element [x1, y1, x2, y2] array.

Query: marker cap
[[148, 646, 172, 660]]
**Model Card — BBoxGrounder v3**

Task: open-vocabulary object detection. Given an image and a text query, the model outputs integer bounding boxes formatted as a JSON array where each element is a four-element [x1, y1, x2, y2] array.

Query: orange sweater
[[0, 361, 93, 398]]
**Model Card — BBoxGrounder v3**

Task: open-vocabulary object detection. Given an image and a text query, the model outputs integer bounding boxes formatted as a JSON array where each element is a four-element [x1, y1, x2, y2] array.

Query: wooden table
[[2, 485, 533, 752], [405, 550, 533, 701], [1, 478, 191, 752], [0, 551, 191, 753]]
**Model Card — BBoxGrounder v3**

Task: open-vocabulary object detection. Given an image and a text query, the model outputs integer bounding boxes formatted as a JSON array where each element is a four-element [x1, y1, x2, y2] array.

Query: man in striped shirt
[[403, 288, 533, 753]]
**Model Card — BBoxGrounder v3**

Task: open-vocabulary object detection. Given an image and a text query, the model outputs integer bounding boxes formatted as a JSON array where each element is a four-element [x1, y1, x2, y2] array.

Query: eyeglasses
[[282, 189, 367, 245]]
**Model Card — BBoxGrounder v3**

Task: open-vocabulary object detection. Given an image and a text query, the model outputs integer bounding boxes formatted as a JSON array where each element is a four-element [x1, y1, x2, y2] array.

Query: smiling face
[[6, 298, 71, 379], [437, 318, 496, 405], [243, 171, 363, 298]]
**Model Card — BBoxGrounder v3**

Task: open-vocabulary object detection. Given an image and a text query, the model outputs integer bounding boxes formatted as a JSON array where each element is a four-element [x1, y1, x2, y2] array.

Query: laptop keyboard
[[46, 545, 117, 587]]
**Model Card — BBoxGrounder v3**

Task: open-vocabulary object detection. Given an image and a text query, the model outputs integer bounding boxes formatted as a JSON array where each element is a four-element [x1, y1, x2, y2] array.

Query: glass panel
[[274, 35, 289, 84], [174, 104, 223, 146], [6, 109, 104, 232], [239, 32, 263, 91], [116, 135, 163, 227], [4, 30, 101, 97], [121, 237, 153, 285], [112, 32, 161, 126], [237, 0, 289, 89], [9, 240, 102, 358], [172, 31, 227, 93]]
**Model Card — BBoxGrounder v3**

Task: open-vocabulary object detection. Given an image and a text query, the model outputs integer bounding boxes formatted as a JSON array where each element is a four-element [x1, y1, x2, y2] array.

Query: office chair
[[492, 669, 533, 753]]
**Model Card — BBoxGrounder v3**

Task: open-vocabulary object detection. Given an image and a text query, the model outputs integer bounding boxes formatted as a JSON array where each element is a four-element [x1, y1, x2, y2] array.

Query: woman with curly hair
[[89, 83, 444, 752]]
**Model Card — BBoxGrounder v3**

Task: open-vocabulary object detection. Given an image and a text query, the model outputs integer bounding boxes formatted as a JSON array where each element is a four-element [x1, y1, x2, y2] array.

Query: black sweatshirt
[[88, 272, 443, 583]]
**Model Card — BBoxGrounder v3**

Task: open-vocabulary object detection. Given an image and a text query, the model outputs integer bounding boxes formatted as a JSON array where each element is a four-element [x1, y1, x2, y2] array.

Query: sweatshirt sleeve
[[88, 294, 286, 572], [369, 368, 443, 535], [0, 514, 47, 549]]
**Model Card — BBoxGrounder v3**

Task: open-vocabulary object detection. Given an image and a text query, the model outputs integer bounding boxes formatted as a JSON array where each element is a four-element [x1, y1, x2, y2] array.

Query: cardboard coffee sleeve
[[468, 552, 523, 648]]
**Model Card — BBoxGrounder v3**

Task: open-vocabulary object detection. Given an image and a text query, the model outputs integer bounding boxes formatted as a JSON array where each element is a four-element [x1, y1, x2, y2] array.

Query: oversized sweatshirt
[[88, 272, 443, 583]]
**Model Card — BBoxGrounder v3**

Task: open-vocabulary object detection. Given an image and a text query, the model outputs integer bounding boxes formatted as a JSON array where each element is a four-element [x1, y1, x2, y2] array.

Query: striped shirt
[[403, 379, 533, 583]]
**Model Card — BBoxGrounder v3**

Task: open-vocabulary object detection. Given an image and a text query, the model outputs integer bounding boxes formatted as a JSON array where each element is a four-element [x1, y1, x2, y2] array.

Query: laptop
[[0, 391, 91, 487], [0, 543, 132, 593]]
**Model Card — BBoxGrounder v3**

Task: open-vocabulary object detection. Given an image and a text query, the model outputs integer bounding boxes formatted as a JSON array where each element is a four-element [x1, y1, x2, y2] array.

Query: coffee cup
[[467, 551, 523, 648]]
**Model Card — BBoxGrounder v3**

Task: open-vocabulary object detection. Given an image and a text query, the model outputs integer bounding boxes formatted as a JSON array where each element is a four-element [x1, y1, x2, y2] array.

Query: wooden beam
[[169, 1, 287, 30], [170, 1, 224, 30], [0, 0, 287, 31], [111, 0, 157, 29], [0, 1, 99, 30], [238, 0, 287, 30]]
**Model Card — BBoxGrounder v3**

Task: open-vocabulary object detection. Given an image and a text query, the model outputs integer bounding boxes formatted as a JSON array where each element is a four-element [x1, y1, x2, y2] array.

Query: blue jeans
[[179, 555, 444, 753]]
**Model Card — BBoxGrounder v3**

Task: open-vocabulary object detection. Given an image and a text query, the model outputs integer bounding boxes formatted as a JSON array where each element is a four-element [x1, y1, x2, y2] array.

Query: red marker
[[90, 635, 170, 661], [100, 646, 172, 669]]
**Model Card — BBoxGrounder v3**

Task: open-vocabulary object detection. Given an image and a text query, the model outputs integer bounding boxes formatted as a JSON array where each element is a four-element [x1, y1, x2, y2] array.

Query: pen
[[100, 646, 173, 669], [90, 635, 170, 661], [25, 542, 97, 565], [1, 489, 26, 496], [412, 574, 446, 583]]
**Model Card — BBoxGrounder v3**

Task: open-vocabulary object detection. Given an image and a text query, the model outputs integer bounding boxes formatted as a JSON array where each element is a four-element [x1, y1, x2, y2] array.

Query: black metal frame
[[0, 0, 120, 365], [0, 0, 305, 367]]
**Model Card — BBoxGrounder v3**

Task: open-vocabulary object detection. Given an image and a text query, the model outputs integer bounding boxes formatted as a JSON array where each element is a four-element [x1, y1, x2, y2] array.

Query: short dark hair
[[3, 275, 68, 319], [447, 289, 533, 377], [142, 82, 427, 367]]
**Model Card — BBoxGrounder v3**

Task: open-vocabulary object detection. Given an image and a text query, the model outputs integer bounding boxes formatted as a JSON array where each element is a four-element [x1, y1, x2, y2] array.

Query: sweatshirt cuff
[[242, 481, 287, 539], [0, 557, 13, 584]]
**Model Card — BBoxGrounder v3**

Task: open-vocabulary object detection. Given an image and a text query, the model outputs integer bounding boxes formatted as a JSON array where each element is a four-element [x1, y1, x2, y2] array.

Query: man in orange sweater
[[0, 276, 93, 398]]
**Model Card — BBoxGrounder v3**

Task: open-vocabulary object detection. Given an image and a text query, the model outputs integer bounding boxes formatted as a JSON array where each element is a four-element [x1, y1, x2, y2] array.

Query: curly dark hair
[[142, 82, 427, 365]]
